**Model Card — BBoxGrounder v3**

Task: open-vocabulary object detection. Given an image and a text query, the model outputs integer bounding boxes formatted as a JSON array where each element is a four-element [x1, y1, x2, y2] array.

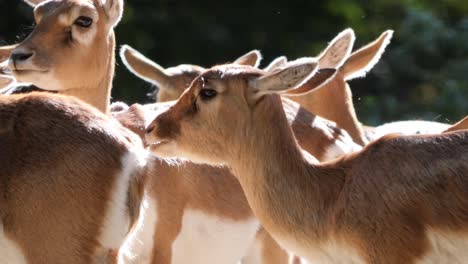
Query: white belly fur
[[0, 221, 27, 264], [119, 193, 157, 264], [171, 209, 260, 264], [417, 230, 468, 264]]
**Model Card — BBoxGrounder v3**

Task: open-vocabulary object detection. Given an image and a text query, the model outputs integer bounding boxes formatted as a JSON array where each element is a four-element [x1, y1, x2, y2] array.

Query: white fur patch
[[416, 230, 468, 263], [276, 236, 365, 264], [98, 149, 148, 255], [0, 222, 27, 264], [171, 209, 260, 264], [374, 120, 450, 139], [118, 193, 157, 264], [242, 234, 264, 264]]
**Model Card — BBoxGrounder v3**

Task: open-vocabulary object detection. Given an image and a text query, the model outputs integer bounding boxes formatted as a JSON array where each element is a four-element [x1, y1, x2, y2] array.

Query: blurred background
[[0, 0, 467, 125]]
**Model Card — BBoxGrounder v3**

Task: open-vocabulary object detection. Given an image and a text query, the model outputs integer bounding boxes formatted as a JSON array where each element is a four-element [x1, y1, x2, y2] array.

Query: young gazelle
[[120, 45, 262, 102], [113, 72, 359, 263], [0, 92, 149, 263], [8, 0, 123, 113], [146, 62, 468, 263]]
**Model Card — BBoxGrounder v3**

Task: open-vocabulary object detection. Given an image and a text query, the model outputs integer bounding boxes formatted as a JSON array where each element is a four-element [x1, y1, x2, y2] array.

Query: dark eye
[[199, 88, 217, 100], [74, 16, 93, 28]]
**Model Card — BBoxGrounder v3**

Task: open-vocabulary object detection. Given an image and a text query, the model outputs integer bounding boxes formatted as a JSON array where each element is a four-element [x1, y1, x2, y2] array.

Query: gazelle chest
[[276, 236, 365, 264]]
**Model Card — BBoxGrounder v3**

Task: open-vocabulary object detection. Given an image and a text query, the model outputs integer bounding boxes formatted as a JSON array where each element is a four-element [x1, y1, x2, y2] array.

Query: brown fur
[[0, 92, 146, 263], [444, 116, 468, 133], [146, 64, 468, 263], [9, 0, 123, 113]]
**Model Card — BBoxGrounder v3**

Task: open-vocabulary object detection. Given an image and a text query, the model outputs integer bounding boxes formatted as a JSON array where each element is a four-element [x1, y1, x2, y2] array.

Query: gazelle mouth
[[12, 69, 49, 75], [148, 139, 170, 149]]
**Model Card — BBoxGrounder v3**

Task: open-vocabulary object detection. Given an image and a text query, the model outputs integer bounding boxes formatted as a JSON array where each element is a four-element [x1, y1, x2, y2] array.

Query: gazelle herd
[[0, 0, 466, 263]]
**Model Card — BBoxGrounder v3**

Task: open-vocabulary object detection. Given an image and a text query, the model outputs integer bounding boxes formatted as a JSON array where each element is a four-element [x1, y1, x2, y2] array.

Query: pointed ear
[[0, 45, 17, 61], [0, 75, 14, 89], [250, 58, 318, 94], [318, 28, 355, 69], [101, 0, 124, 28], [120, 45, 171, 85], [341, 30, 393, 81], [22, 0, 46, 7], [443, 116, 468, 133], [285, 68, 336, 95], [264, 56, 287, 72], [234, 50, 262, 68]]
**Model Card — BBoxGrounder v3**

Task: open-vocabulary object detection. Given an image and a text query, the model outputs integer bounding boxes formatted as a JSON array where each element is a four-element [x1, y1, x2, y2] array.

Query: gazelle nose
[[11, 51, 34, 63]]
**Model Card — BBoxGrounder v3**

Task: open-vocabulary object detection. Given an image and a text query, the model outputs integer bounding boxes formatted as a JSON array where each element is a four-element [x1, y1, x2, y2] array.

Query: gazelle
[[146, 61, 468, 263], [8, 0, 124, 113], [0, 92, 150, 263], [120, 45, 262, 102], [113, 72, 359, 263]]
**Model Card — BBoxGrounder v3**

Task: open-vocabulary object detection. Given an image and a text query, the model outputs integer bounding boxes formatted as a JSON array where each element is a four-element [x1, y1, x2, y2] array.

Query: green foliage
[[0, 0, 466, 125]]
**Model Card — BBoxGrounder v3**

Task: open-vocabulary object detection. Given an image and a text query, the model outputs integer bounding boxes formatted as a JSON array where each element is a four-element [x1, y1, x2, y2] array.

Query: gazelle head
[[120, 45, 262, 102], [9, 0, 123, 92], [145, 60, 318, 165]]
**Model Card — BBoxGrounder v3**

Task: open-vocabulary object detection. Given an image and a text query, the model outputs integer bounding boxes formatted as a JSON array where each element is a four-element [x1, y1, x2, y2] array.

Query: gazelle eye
[[199, 89, 217, 100], [74, 16, 93, 28]]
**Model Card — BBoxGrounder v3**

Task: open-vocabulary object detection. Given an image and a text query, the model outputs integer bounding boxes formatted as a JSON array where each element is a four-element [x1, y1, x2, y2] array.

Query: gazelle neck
[[60, 32, 116, 114], [292, 73, 367, 146], [228, 94, 345, 241]]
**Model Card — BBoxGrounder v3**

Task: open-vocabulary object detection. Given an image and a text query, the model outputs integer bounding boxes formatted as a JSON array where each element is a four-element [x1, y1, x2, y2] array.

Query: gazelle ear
[[234, 50, 262, 68], [22, 0, 47, 7], [443, 116, 468, 133], [318, 28, 355, 69], [264, 56, 287, 72], [120, 45, 171, 86], [341, 30, 394, 80], [0, 45, 17, 62], [101, 0, 124, 28], [250, 58, 318, 95], [285, 68, 337, 95], [0, 75, 14, 89]]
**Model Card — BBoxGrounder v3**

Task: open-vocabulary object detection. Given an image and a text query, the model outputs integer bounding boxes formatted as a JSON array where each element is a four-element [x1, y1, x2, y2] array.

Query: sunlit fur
[[147, 63, 468, 263], [8, 0, 123, 113]]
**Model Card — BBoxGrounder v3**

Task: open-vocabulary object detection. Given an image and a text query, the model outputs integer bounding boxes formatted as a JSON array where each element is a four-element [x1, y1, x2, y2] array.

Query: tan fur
[[9, 0, 123, 113], [120, 45, 262, 102], [0, 92, 147, 263], [146, 64, 468, 263], [444, 116, 468, 133]]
